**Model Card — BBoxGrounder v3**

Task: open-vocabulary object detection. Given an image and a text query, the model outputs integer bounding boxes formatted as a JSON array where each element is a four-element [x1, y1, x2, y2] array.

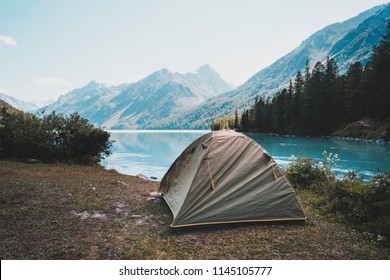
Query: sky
[[0, 0, 389, 102]]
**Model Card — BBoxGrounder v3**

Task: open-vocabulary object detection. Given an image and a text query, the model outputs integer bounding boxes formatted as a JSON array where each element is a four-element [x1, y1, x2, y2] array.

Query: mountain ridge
[[0, 93, 39, 113], [7, 4, 390, 130], [38, 64, 232, 129], [152, 3, 390, 129]]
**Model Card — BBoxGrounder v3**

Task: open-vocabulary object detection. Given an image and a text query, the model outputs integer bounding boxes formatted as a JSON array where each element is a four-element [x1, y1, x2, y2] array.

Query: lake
[[103, 130, 390, 181]]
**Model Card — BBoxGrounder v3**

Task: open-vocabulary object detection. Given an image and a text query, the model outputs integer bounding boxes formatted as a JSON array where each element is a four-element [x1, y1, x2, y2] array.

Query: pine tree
[[292, 71, 303, 131], [361, 61, 376, 117], [304, 61, 325, 135], [304, 60, 311, 85], [285, 80, 294, 132], [234, 109, 239, 131], [344, 62, 363, 122], [271, 94, 280, 133], [241, 110, 248, 132], [324, 57, 339, 132], [254, 97, 265, 132], [371, 21, 390, 118]]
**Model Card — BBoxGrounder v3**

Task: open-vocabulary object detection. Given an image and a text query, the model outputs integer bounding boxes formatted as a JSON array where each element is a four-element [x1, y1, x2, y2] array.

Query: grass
[[0, 160, 389, 259], [333, 118, 390, 141]]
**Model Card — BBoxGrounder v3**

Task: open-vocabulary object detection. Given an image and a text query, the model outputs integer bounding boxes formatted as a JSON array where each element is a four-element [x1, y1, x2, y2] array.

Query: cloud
[[0, 36, 17, 46], [34, 76, 73, 87]]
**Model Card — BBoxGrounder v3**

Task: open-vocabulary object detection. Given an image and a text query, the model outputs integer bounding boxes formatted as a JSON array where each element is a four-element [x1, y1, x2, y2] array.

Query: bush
[[285, 156, 329, 192], [286, 155, 390, 242], [330, 172, 390, 239], [0, 110, 112, 164]]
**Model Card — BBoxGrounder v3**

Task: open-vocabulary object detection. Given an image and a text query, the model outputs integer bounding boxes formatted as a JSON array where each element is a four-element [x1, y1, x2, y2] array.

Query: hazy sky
[[0, 0, 389, 102]]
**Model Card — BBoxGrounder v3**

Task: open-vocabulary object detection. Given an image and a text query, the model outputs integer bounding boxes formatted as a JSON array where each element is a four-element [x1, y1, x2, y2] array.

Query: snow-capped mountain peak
[[0, 93, 38, 113], [37, 65, 232, 129]]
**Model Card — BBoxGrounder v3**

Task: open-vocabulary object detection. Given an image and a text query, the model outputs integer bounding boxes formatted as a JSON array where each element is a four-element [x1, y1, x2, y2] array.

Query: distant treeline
[[211, 22, 390, 136], [0, 106, 112, 164]]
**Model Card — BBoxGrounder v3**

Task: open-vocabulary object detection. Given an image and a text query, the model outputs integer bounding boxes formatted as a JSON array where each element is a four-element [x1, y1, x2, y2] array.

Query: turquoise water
[[103, 130, 390, 181]]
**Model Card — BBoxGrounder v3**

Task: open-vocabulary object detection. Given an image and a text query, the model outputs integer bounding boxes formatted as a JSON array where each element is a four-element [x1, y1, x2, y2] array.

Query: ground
[[0, 160, 389, 259]]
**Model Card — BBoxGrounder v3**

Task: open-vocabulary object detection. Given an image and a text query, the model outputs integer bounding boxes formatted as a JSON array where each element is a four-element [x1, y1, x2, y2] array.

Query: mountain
[[38, 81, 128, 117], [179, 64, 233, 96], [38, 65, 232, 129], [30, 98, 56, 108], [0, 93, 38, 113], [154, 3, 390, 129]]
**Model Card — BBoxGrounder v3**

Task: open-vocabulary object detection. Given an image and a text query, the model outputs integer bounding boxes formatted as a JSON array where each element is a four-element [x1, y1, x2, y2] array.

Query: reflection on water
[[103, 130, 209, 181], [103, 130, 390, 181]]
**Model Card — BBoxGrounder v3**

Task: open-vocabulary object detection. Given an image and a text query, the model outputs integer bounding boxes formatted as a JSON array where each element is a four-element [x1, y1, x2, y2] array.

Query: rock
[[113, 202, 130, 215], [71, 210, 90, 219], [71, 210, 107, 220], [149, 191, 161, 197], [90, 212, 107, 220], [117, 180, 130, 186], [136, 174, 149, 180], [107, 168, 118, 173], [113, 202, 128, 208]]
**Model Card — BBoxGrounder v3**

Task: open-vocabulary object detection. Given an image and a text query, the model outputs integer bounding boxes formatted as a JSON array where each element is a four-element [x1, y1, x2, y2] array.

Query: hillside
[[0, 99, 27, 115], [0, 93, 38, 113], [154, 3, 390, 129], [333, 119, 390, 141]]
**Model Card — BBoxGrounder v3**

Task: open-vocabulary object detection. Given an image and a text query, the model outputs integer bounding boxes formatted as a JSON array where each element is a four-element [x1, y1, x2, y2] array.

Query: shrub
[[0, 110, 112, 164], [286, 156, 329, 191], [330, 172, 390, 239], [286, 155, 390, 241]]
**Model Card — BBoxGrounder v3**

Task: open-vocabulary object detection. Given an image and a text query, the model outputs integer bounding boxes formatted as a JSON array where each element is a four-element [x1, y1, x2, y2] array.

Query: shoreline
[[242, 131, 390, 144]]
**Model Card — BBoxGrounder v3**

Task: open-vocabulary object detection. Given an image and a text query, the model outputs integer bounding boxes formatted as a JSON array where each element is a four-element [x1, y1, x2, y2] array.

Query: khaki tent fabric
[[159, 130, 306, 227]]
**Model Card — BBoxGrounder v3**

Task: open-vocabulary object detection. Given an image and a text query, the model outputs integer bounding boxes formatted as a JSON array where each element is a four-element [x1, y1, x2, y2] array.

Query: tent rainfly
[[159, 130, 306, 227]]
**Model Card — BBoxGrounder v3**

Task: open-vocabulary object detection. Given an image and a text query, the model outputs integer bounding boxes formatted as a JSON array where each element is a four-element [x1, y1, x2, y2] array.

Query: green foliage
[[0, 109, 112, 164], [286, 155, 390, 241], [211, 114, 241, 131], [286, 151, 339, 197], [330, 172, 390, 239], [285, 156, 328, 190], [369, 21, 390, 119]]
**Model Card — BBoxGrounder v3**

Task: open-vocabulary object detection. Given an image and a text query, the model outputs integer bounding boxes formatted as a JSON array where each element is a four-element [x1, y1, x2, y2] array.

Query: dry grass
[[0, 160, 389, 260]]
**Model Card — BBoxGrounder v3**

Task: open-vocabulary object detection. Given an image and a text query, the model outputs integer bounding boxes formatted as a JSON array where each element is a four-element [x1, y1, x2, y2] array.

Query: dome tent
[[159, 130, 306, 227]]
